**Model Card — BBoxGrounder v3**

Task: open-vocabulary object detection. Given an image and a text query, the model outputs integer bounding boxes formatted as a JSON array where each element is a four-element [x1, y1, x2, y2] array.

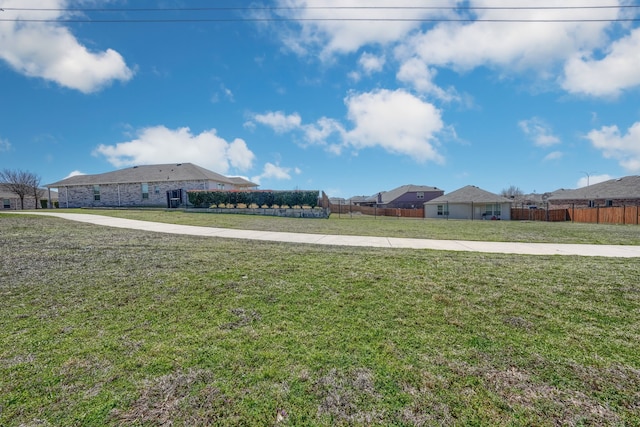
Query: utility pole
[[580, 171, 597, 187]]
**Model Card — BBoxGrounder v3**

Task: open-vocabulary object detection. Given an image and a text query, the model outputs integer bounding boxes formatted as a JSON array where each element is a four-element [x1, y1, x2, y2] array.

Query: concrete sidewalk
[[8, 211, 640, 258]]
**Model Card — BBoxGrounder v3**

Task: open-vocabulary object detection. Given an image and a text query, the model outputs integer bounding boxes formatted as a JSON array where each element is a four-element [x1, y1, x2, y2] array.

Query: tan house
[[424, 185, 513, 220], [47, 163, 257, 208]]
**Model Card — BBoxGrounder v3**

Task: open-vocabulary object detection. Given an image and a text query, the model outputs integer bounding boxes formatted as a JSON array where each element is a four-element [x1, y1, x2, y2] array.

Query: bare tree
[[501, 185, 524, 200], [0, 169, 42, 210]]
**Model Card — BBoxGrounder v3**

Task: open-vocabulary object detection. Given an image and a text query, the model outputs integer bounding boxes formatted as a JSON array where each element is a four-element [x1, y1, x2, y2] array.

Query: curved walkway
[[8, 211, 640, 258]]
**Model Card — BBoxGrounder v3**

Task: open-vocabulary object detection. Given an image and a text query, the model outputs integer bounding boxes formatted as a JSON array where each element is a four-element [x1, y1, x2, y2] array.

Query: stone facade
[[1, 196, 39, 210], [58, 180, 225, 208]]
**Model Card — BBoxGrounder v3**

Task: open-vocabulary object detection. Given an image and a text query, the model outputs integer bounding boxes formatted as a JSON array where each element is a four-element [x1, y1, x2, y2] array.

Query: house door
[[166, 189, 183, 208]]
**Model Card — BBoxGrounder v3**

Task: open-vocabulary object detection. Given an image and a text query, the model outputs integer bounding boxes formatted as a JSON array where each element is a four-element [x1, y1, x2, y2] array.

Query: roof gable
[[425, 185, 512, 204], [380, 184, 443, 203]]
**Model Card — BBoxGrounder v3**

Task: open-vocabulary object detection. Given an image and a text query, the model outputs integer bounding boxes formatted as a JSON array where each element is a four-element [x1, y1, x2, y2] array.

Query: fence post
[[546, 202, 549, 222]]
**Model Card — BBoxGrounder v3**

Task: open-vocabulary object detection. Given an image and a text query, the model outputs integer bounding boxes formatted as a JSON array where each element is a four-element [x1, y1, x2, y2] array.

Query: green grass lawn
[[1, 214, 639, 426], [58, 208, 640, 245]]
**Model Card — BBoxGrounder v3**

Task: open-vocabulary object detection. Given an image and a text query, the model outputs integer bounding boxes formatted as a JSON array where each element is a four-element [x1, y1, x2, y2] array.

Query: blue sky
[[1, 1, 640, 198]]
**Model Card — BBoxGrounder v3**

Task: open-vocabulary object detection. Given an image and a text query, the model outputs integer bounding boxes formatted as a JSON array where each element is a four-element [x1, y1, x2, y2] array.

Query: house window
[[588, 200, 596, 208], [494, 203, 501, 217], [154, 185, 160, 194], [93, 185, 100, 201], [416, 192, 424, 199], [605, 200, 613, 207], [142, 183, 149, 199], [485, 204, 494, 215], [437, 205, 449, 216], [3, 199, 10, 209]]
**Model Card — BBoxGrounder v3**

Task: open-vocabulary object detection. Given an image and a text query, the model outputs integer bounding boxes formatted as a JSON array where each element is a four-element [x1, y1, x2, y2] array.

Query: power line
[[1, 18, 638, 23], [1, 4, 636, 24], [2, 5, 639, 12]]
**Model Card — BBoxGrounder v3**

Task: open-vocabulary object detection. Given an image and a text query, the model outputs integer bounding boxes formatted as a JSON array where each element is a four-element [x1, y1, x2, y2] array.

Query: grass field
[[1, 213, 639, 426]]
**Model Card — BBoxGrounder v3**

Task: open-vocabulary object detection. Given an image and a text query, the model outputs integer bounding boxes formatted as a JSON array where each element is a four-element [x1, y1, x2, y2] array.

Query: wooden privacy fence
[[511, 208, 568, 222], [330, 202, 424, 218], [512, 206, 640, 225], [569, 205, 640, 225]]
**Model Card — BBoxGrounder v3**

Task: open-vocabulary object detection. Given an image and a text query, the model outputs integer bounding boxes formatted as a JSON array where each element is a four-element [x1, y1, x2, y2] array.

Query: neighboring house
[[347, 196, 370, 206], [547, 176, 640, 209], [46, 163, 258, 208], [424, 185, 513, 220], [363, 184, 444, 209], [511, 190, 568, 209], [0, 184, 57, 210]]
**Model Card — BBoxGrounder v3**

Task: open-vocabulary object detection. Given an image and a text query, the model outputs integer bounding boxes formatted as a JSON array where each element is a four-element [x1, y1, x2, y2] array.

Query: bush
[[188, 190, 319, 209]]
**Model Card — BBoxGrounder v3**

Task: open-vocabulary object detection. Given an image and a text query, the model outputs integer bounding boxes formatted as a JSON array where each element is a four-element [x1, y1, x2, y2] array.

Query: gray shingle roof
[[228, 176, 259, 187], [46, 163, 238, 187], [425, 185, 512, 204], [380, 184, 443, 204], [547, 176, 640, 200], [0, 184, 57, 200]]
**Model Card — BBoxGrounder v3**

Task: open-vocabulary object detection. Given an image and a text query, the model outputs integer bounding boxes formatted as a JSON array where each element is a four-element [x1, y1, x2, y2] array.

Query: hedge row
[[188, 190, 320, 209]]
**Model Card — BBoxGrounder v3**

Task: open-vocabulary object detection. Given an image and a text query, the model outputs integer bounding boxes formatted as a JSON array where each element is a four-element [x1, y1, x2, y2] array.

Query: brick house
[[547, 175, 640, 209], [1, 184, 57, 210], [46, 163, 258, 208]]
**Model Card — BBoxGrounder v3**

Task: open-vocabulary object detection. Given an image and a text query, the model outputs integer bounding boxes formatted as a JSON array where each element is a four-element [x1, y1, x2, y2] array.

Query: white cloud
[[211, 84, 235, 104], [396, 57, 458, 102], [543, 151, 563, 161], [273, 0, 456, 58], [251, 162, 297, 185], [562, 28, 640, 97], [347, 70, 361, 82], [577, 174, 613, 188], [253, 112, 302, 133], [93, 126, 256, 174], [343, 89, 445, 162], [0, 0, 133, 93], [519, 118, 561, 147], [358, 52, 385, 75], [64, 170, 85, 179], [585, 122, 640, 172], [398, 3, 613, 73], [252, 89, 446, 163], [301, 117, 344, 147], [0, 137, 11, 152], [271, 0, 630, 99]]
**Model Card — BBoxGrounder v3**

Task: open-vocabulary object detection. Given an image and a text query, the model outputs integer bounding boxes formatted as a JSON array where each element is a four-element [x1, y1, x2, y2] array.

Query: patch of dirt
[[313, 367, 385, 424], [502, 316, 535, 331], [568, 362, 640, 411], [0, 353, 35, 368], [219, 308, 262, 330], [111, 368, 238, 426], [472, 364, 620, 425]]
